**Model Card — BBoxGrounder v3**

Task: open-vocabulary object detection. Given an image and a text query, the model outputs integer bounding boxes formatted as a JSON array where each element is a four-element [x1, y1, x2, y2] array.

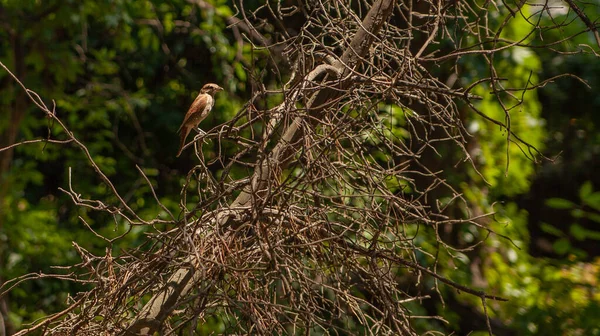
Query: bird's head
[[200, 83, 224, 96]]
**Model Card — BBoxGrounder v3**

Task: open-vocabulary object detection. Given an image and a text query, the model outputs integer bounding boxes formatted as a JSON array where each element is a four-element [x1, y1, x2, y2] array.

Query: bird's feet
[[193, 128, 209, 145]]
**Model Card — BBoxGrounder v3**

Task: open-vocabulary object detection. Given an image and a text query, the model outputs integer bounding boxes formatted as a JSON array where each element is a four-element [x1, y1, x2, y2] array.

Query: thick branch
[[232, 0, 396, 209]]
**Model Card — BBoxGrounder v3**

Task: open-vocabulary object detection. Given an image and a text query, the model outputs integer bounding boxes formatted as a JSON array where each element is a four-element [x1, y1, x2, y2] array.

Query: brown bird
[[176, 83, 223, 157]]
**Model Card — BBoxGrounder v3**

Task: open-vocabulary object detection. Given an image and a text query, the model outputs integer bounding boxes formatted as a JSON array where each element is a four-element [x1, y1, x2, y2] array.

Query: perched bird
[[176, 83, 223, 157]]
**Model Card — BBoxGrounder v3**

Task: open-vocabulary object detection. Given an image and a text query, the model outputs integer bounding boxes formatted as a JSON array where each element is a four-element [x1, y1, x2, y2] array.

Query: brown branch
[[5, 0, 596, 334], [126, 1, 396, 334], [563, 0, 600, 52]]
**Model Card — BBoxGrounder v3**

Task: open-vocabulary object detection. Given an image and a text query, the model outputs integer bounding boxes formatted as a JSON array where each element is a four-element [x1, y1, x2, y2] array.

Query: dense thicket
[[1, 0, 599, 335]]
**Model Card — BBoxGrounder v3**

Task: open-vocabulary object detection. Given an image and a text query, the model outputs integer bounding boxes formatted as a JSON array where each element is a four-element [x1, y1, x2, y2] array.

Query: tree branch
[[126, 0, 396, 334]]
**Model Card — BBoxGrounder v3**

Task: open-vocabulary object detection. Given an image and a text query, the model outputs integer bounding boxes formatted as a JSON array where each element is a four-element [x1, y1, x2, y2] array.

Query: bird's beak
[[217, 86, 224, 91]]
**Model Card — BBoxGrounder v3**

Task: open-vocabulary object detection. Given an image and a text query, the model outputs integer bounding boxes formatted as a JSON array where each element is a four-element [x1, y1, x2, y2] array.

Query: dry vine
[[1, 0, 598, 335]]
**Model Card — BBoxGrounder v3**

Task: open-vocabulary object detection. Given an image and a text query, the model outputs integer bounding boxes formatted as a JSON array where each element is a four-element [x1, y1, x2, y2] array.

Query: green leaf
[[142, 168, 159, 176], [585, 211, 600, 224], [540, 222, 564, 237], [582, 192, 600, 211], [571, 208, 584, 218], [584, 229, 600, 240], [552, 238, 571, 255], [545, 198, 575, 209], [569, 224, 587, 241], [569, 223, 600, 241], [163, 13, 174, 34], [234, 62, 247, 82], [579, 181, 593, 201]]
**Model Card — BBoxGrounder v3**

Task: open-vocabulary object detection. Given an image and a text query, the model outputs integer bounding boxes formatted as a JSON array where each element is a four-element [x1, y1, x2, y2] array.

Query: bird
[[176, 83, 223, 157]]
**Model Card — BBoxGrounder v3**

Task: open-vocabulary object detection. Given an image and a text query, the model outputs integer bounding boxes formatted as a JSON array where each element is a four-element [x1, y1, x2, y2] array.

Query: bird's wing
[[177, 94, 212, 133]]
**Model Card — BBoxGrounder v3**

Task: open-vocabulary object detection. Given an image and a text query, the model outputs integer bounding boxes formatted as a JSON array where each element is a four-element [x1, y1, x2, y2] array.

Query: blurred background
[[0, 0, 599, 334]]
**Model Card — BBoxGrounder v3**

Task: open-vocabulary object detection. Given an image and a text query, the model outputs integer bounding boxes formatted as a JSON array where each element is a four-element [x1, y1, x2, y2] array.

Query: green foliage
[[0, 0, 249, 330], [541, 181, 600, 257], [1, 0, 599, 334], [467, 23, 544, 196], [437, 4, 600, 334]]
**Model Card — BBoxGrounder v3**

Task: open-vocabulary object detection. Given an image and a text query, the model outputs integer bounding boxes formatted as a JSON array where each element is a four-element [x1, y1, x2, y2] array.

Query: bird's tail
[[176, 127, 189, 157]]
